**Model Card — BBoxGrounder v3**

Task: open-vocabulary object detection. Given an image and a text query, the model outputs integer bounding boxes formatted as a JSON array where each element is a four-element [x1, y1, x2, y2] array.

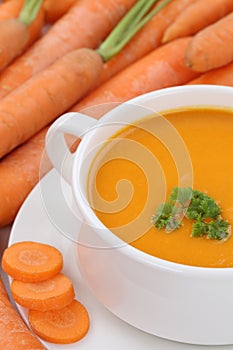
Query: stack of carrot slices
[[1, 241, 90, 345]]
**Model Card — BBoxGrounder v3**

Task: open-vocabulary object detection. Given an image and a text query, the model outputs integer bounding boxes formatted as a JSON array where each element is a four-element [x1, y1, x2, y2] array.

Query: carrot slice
[[28, 299, 90, 344], [11, 273, 75, 311], [2, 241, 63, 282]]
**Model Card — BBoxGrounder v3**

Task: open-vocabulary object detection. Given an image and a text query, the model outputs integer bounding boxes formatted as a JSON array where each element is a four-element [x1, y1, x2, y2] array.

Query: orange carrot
[[0, 127, 51, 227], [29, 299, 90, 344], [162, 0, 233, 43], [27, 6, 45, 48], [185, 12, 233, 72], [0, 125, 83, 228], [0, 0, 24, 20], [0, 19, 29, 72], [0, 0, 44, 72], [0, 0, 136, 99], [0, 0, 171, 159], [43, 0, 77, 23], [0, 48, 103, 159], [11, 273, 75, 311], [98, 0, 196, 85], [187, 61, 233, 86], [2, 241, 63, 282], [0, 0, 44, 48], [72, 38, 200, 117], [0, 0, 178, 225], [0, 277, 45, 350]]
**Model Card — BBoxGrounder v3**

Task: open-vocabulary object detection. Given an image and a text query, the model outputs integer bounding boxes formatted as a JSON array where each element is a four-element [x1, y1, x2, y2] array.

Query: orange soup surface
[[88, 107, 233, 268]]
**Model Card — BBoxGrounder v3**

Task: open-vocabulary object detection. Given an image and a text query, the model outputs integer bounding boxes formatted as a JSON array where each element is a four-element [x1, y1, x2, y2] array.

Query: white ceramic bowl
[[46, 85, 233, 345]]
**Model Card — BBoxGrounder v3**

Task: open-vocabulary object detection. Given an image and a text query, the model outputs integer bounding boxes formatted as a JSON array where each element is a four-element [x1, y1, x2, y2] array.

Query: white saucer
[[8, 169, 229, 350]]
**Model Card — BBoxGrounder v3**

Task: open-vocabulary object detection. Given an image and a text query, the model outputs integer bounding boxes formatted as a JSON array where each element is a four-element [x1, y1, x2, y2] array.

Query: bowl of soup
[[46, 85, 233, 345]]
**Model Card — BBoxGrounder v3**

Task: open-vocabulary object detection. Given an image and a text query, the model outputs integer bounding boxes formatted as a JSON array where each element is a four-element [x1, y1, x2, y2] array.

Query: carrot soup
[[88, 107, 233, 268]]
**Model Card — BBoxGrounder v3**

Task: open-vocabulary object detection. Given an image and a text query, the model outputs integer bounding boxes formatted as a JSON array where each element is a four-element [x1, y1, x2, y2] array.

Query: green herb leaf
[[152, 202, 181, 230], [152, 202, 173, 229], [200, 197, 220, 219], [152, 187, 231, 241], [166, 215, 181, 231], [169, 186, 192, 208], [206, 218, 230, 240], [191, 216, 208, 237], [186, 190, 220, 220]]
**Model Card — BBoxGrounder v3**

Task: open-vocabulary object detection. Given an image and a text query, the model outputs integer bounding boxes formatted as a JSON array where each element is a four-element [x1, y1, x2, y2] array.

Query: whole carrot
[[72, 38, 200, 116], [0, 0, 24, 20], [43, 0, 77, 23], [185, 12, 233, 72], [0, 277, 45, 349], [98, 0, 196, 85], [0, 0, 137, 99], [0, 48, 103, 159], [162, 0, 233, 43], [0, 0, 44, 72], [187, 61, 233, 86]]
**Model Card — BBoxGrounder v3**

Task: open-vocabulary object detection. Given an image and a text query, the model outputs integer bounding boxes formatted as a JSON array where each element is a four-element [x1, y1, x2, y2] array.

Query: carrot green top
[[97, 0, 172, 62], [19, 0, 43, 26]]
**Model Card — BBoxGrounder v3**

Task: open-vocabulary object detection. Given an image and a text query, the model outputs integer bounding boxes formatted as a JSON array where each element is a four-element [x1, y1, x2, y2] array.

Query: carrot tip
[[185, 59, 192, 68]]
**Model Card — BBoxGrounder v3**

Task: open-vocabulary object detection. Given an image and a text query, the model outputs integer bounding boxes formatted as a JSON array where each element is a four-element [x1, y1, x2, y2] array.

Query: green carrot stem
[[19, 0, 43, 26], [129, 0, 159, 28], [119, 0, 173, 50], [98, 0, 151, 55], [97, 0, 172, 62], [97, 0, 158, 62]]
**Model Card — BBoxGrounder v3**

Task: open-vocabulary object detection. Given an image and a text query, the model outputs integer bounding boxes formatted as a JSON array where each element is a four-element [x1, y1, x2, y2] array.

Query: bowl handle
[[46, 112, 97, 184]]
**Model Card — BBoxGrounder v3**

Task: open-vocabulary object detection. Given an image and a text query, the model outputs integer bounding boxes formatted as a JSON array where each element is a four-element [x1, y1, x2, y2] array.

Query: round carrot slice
[[2, 241, 63, 282], [28, 299, 90, 344], [11, 273, 75, 311]]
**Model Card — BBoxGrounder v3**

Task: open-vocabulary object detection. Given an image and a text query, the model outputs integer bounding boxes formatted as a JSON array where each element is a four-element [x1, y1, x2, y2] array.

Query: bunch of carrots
[[0, 0, 232, 227], [0, 0, 232, 347]]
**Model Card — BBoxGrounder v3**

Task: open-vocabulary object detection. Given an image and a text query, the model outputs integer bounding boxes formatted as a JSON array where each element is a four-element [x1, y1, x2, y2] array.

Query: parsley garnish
[[152, 187, 231, 241], [152, 202, 181, 230]]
